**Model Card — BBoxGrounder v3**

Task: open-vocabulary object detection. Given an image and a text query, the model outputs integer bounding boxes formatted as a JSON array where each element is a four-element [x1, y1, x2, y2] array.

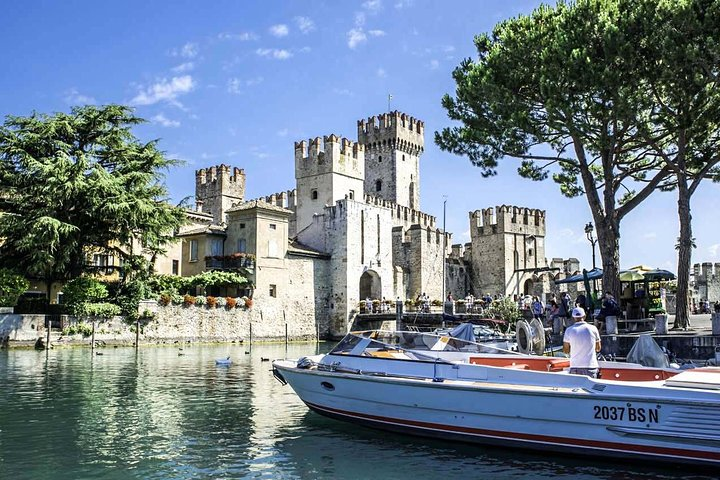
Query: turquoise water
[[0, 343, 711, 480]]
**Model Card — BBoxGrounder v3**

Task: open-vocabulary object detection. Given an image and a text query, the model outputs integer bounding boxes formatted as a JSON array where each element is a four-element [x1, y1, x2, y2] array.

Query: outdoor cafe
[[554, 265, 676, 332]]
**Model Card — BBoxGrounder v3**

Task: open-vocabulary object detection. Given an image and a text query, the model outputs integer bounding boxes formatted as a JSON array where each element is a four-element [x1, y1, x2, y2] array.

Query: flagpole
[[388, 93, 392, 112]]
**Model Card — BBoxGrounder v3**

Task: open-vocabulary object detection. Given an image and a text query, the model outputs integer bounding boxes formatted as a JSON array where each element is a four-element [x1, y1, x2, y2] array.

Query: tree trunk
[[674, 177, 692, 329], [597, 219, 621, 301]]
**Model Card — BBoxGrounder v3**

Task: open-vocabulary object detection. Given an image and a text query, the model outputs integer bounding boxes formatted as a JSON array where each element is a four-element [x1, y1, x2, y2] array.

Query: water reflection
[[0, 343, 713, 480]]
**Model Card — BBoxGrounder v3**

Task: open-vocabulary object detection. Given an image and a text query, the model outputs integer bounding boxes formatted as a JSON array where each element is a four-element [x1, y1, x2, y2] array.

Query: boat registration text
[[593, 404, 659, 423]]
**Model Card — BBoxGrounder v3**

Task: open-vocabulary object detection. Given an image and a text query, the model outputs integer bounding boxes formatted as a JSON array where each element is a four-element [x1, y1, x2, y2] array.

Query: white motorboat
[[273, 330, 720, 467]]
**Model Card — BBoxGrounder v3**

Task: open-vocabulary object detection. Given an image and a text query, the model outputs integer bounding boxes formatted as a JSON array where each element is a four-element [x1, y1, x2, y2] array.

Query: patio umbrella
[[554, 267, 603, 284], [619, 270, 644, 282], [643, 269, 675, 281]]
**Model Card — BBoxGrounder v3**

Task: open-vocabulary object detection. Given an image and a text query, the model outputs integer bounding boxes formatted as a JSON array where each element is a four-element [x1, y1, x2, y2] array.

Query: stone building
[[692, 262, 720, 303], [166, 111, 450, 337]]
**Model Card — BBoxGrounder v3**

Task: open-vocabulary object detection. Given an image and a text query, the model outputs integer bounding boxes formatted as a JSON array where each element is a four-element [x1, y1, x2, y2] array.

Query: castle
[[693, 262, 720, 304], [163, 111, 575, 337]]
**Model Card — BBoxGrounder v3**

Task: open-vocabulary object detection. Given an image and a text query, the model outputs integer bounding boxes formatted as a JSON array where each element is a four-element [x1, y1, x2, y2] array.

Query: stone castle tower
[[357, 111, 424, 210], [294, 135, 365, 233], [469, 205, 547, 296], [693, 262, 720, 302], [195, 165, 246, 224]]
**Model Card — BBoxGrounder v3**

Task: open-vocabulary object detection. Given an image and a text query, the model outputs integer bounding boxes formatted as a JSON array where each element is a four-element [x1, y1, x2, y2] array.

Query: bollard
[[712, 313, 720, 335], [654, 314, 668, 335], [396, 300, 404, 331], [605, 316, 618, 335]]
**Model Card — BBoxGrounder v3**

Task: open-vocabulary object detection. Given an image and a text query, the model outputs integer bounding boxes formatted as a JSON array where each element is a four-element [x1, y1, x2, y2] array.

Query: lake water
[[0, 343, 712, 480]]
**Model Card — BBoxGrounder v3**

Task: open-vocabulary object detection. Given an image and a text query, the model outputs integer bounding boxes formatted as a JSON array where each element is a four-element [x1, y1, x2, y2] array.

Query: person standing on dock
[[563, 307, 601, 378]]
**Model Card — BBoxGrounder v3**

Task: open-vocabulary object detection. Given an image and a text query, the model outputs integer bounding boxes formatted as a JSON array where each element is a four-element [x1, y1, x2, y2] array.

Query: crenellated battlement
[[243, 189, 297, 210], [694, 262, 720, 280], [357, 111, 424, 137], [364, 194, 435, 228], [294, 135, 364, 162], [470, 205, 546, 232], [195, 164, 245, 185], [357, 111, 424, 155], [194, 164, 246, 224]]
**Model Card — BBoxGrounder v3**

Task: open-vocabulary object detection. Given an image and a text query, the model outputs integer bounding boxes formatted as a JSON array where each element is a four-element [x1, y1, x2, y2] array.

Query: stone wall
[[693, 262, 720, 302]]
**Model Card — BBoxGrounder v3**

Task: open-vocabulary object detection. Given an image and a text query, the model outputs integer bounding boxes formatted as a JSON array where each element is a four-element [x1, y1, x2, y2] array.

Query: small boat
[[273, 329, 720, 467], [215, 356, 232, 366]]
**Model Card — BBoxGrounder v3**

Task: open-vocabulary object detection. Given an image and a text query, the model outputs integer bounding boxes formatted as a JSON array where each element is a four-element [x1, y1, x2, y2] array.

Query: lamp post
[[584, 222, 598, 297]]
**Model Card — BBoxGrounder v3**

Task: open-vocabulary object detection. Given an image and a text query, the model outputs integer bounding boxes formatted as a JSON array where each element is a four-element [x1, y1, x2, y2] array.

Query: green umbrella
[[619, 270, 644, 282]]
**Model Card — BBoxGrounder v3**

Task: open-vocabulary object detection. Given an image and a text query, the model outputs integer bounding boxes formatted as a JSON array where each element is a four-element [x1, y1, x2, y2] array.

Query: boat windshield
[[329, 330, 517, 356]]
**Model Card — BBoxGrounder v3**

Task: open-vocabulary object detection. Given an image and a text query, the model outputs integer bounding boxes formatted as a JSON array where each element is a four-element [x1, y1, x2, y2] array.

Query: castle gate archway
[[359, 270, 382, 301], [523, 278, 534, 296]]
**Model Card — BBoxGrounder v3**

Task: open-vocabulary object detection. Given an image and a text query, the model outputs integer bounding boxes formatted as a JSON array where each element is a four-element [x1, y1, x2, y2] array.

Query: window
[[269, 284, 277, 298], [375, 180, 382, 192], [269, 224, 276, 230], [172, 260, 179, 275], [378, 155, 382, 162], [237, 238, 247, 253], [92, 254, 110, 267], [240, 223, 246, 229], [311, 189, 318, 200], [528, 248, 534, 257], [210, 238, 223, 256], [189, 240, 198, 262], [402, 154, 405, 161], [349, 190, 354, 200]]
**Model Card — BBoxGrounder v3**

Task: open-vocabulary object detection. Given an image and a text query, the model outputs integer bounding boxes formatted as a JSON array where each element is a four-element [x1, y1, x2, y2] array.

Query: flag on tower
[[388, 93, 393, 111]]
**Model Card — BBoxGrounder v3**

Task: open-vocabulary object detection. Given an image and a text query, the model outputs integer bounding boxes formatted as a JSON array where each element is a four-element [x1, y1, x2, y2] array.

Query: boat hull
[[274, 360, 720, 467]]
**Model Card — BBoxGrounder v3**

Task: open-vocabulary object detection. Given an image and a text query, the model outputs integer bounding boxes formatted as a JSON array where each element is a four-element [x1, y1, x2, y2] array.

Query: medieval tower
[[195, 165, 246, 224], [469, 205, 547, 296], [294, 135, 365, 233], [357, 112, 424, 210]]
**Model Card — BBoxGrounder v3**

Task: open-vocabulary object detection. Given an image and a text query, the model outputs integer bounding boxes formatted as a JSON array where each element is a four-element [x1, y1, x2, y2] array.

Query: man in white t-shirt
[[563, 307, 602, 378]]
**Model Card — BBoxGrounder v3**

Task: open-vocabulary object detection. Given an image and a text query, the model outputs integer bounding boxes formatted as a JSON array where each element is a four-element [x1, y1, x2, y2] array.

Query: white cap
[[572, 307, 586, 318]]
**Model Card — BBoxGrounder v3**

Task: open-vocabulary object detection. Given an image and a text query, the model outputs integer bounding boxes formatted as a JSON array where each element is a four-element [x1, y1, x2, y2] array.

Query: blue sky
[[3, 0, 718, 273]]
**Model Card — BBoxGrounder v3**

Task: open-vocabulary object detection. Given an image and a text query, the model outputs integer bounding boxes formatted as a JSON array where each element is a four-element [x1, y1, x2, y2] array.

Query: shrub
[[245, 297, 254, 309], [206, 296, 217, 308], [225, 297, 237, 309], [216, 297, 227, 307], [183, 294, 196, 306], [75, 302, 122, 318], [235, 297, 245, 308], [63, 277, 108, 308], [171, 293, 183, 305], [158, 294, 172, 306], [194, 295, 206, 306], [431, 299, 442, 307], [0, 268, 30, 307], [485, 297, 522, 326], [62, 322, 94, 337]]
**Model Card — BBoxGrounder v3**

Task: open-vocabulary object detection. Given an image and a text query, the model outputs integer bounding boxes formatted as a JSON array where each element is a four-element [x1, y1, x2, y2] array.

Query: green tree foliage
[[628, 0, 720, 328], [0, 268, 30, 306], [61, 276, 108, 306], [0, 105, 186, 299], [436, 0, 677, 297]]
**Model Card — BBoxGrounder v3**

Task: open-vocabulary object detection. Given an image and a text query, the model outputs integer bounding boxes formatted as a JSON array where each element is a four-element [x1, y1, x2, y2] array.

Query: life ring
[[516, 319, 546, 355]]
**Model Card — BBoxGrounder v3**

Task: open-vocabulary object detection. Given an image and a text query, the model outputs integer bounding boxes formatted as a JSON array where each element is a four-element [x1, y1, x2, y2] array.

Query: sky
[[2, 0, 718, 274]]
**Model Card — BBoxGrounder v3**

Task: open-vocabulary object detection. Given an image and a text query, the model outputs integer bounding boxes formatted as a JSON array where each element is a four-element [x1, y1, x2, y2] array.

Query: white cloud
[[429, 59, 439, 69], [130, 75, 195, 106], [363, 0, 382, 12], [171, 42, 198, 59], [217, 32, 257, 41], [347, 28, 367, 49], [642, 232, 657, 239], [295, 16, 315, 34], [333, 88, 353, 96], [64, 88, 95, 105], [227, 76, 264, 94], [355, 12, 366, 26], [171, 62, 194, 73], [277, 128, 289, 137], [151, 113, 181, 127], [376, 68, 386, 77], [368, 29, 385, 37], [395, 0, 413, 8], [269, 24, 289, 37], [256, 48, 292, 60], [709, 243, 720, 258]]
